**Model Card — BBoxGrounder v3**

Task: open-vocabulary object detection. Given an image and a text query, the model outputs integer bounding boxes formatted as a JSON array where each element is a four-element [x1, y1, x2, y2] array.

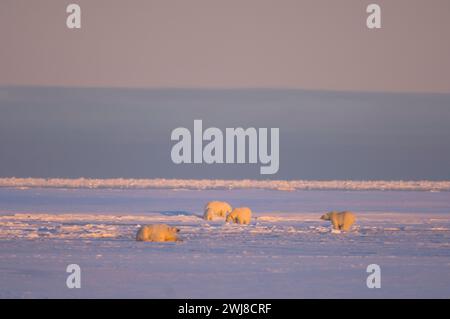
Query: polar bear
[[320, 211, 356, 232], [136, 224, 180, 242], [203, 208, 216, 221], [203, 201, 232, 220], [226, 207, 252, 224]]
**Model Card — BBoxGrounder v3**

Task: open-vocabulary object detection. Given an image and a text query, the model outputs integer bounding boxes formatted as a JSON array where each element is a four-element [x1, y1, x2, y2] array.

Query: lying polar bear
[[320, 211, 356, 232], [203, 201, 232, 220], [136, 224, 180, 242], [226, 207, 252, 224]]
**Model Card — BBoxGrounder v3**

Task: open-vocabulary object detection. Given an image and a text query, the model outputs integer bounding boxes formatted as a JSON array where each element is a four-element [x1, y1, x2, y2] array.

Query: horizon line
[[1, 177, 449, 192], [2, 85, 450, 96]]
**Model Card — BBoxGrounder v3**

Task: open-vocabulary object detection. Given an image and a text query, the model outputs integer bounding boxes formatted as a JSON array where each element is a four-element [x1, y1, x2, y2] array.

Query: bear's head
[[320, 212, 335, 220], [167, 226, 180, 233], [225, 213, 235, 223]]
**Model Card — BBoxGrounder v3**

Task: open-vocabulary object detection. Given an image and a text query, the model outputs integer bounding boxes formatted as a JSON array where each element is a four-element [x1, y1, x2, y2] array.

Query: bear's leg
[[341, 221, 352, 232], [330, 218, 340, 230], [140, 229, 152, 241], [165, 233, 177, 242]]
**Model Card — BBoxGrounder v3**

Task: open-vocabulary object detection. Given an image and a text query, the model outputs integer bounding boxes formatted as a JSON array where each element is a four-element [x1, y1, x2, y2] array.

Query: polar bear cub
[[226, 207, 252, 224], [136, 224, 180, 242], [320, 211, 356, 232], [203, 201, 232, 220]]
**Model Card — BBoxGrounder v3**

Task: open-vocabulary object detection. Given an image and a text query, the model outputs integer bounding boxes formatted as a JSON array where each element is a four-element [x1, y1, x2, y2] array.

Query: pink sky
[[1, 0, 449, 92]]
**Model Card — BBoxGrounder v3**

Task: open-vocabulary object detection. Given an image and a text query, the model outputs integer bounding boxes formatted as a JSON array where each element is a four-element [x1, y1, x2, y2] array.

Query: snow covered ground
[[0, 186, 449, 298]]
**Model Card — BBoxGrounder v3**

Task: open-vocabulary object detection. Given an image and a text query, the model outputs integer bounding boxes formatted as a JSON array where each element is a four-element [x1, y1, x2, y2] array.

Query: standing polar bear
[[320, 211, 356, 232], [203, 201, 232, 220], [226, 207, 252, 224], [136, 224, 180, 242]]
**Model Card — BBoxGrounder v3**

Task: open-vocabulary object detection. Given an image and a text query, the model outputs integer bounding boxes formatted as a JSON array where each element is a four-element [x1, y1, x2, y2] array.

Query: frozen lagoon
[[0, 187, 449, 298]]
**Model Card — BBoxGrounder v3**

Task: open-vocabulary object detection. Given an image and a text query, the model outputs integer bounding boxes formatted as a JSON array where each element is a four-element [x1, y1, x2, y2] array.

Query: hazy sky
[[1, 0, 450, 92], [1, 87, 450, 180], [1, 1, 450, 180]]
